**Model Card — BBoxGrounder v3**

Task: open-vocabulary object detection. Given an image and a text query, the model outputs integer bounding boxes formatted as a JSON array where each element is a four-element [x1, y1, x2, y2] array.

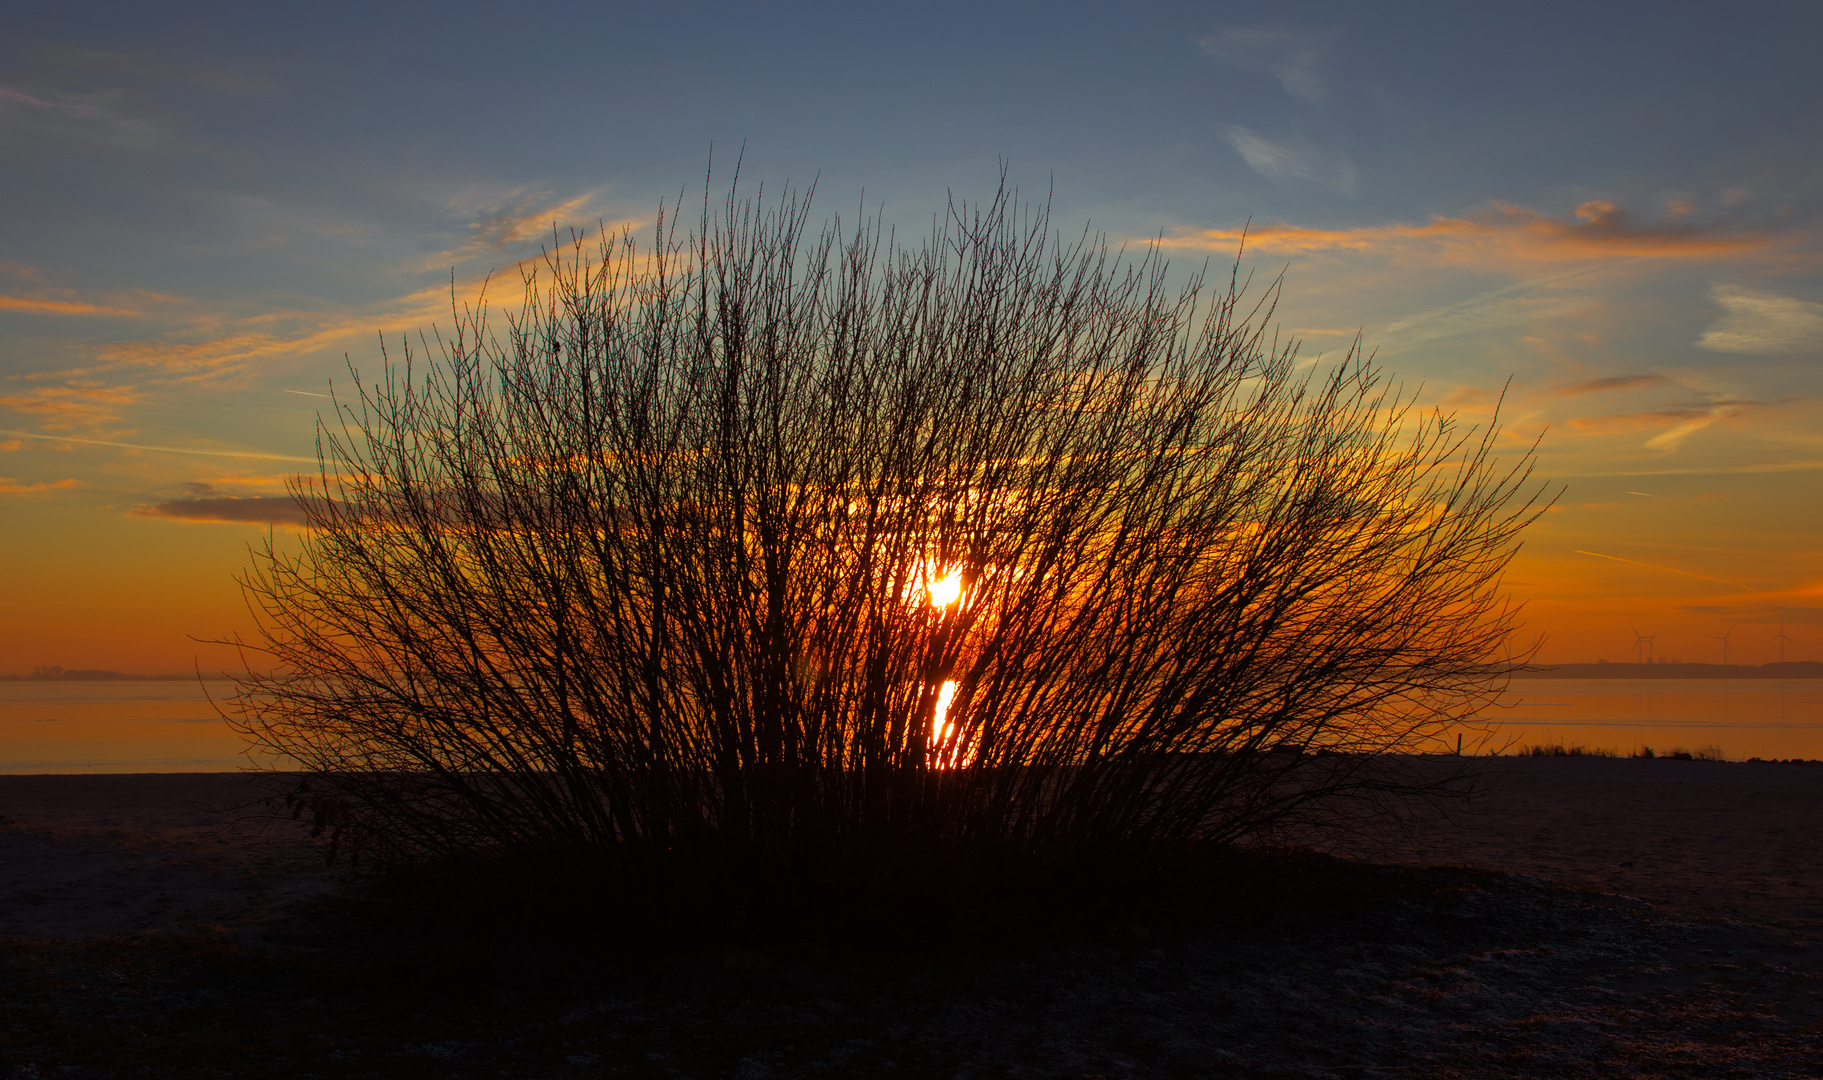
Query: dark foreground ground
[[2, 759, 1822, 1078]]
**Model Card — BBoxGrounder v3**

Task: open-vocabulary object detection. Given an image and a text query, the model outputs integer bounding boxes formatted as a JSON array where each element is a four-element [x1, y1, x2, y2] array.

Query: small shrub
[[1518, 742, 1616, 758], [1644, 745, 1726, 761]]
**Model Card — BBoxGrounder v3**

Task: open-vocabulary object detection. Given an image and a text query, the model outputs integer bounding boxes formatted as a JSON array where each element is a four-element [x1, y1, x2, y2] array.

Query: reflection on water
[[7, 677, 1822, 772], [0, 680, 274, 774], [1474, 679, 1823, 761]]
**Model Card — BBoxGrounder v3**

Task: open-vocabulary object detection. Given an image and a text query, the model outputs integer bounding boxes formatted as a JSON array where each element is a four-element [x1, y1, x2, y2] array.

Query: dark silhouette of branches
[[226, 176, 1546, 937]]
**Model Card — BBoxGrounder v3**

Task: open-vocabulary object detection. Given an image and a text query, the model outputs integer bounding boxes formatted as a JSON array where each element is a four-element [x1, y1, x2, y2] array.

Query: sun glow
[[925, 567, 963, 608]]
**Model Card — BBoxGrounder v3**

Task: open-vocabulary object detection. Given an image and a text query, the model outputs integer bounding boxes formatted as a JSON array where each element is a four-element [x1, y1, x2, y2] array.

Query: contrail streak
[[0, 429, 317, 463], [1375, 262, 1620, 350], [1560, 461, 1823, 477], [1573, 549, 1759, 593]]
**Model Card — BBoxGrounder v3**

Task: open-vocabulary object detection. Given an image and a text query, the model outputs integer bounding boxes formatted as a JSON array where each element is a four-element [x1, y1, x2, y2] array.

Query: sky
[[2, 0, 1821, 675]]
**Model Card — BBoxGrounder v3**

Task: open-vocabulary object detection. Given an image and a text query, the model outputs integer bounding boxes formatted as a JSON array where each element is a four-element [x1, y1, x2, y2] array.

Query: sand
[[0, 755, 1815, 941], [0, 773, 335, 942], [2, 757, 1820, 940], [1363, 756, 1823, 930]]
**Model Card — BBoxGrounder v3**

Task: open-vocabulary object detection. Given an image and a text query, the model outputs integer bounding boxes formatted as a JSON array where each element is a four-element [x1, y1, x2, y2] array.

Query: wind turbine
[[1631, 625, 1657, 665], [1714, 624, 1735, 666], [1767, 620, 1795, 664]]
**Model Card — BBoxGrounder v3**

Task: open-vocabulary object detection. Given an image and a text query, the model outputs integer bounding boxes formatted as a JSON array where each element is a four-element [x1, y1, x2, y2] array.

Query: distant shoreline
[[1522, 661, 1823, 680]]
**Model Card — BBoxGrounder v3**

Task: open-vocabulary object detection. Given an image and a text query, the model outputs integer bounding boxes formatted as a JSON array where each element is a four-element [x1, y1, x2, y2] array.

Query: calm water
[[0, 680, 269, 774], [4, 677, 1822, 773], [1475, 678, 1823, 760]]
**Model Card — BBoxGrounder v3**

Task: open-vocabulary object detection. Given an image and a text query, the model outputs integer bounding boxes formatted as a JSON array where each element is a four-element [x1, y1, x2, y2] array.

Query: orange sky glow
[[3, 6, 1820, 678]]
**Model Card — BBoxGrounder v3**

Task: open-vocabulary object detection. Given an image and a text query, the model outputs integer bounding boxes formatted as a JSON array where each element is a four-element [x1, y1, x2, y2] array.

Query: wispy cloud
[[27, 42, 275, 96], [1557, 460, 1823, 477], [82, 279, 464, 383], [1559, 392, 1768, 454], [0, 476, 80, 496], [0, 295, 139, 316], [429, 191, 606, 269], [1641, 402, 1736, 452], [179, 476, 295, 495], [0, 263, 151, 316], [1221, 125, 1356, 193], [0, 86, 102, 120], [0, 84, 159, 147], [1367, 263, 1609, 351], [1546, 374, 1673, 397], [1681, 599, 1823, 628], [1696, 284, 1823, 354], [0, 429, 317, 462], [79, 202, 626, 388], [1198, 27, 1337, 103], [1160, 201, 1768, 264], [0, 384, 141, 429]]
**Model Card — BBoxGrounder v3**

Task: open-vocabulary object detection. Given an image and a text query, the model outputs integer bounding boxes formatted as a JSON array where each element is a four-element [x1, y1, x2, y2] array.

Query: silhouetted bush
[[227, 177, 1545, 941], [1634, 744, 1726, 762], [1518, 743, 1617, 758]]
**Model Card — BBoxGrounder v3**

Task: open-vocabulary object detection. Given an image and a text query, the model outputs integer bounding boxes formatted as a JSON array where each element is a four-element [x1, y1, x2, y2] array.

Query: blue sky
[[3, 0, 1821, 670]]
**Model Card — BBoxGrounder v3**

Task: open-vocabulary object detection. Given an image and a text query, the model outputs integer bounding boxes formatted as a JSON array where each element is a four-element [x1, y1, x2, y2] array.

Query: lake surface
[[0, 681, 269, 774], [1475, 678, 1823, 760], [4, 677, 1822, 772]]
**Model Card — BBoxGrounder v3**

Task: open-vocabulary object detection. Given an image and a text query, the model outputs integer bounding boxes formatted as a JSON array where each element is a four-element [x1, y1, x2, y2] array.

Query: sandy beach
[[1363, 756, 1823, 929], [5, 758, 1820, 941], [3, 759, 1821, 1077], [0, 773, 336, 942]]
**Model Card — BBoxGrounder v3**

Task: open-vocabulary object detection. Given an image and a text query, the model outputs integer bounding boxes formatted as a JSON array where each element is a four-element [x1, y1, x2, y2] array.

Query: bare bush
[[226, 178, 1546, 936]]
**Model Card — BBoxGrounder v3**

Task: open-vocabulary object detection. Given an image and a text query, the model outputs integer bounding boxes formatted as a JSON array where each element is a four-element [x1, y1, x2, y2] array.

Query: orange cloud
[[86, 280, 461, 379], [0, 476, 80, 495], [1564, 404, 1719, 434], [428, 193, 615, 269], [0, 295, 138, 316], [179, 474, 297, 494], [86, 226, 644, 382], [95, 328, 364, 376], [1554, 393, 1782, 454], [0, 383, 140, 428], [1160, 201, 1771, 264]]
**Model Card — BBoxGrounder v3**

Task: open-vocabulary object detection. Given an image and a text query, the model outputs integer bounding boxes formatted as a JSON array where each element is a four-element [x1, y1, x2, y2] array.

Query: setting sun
[[925, 567, 963, 608]]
